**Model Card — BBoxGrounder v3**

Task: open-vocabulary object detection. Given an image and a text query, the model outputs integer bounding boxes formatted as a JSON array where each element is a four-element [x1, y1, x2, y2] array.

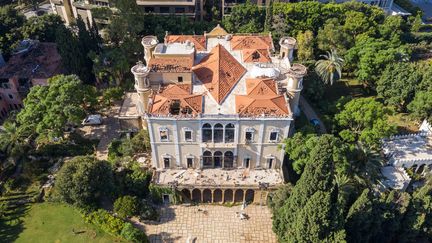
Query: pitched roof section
[[236, 78, 290, 117], [230, 35, 273, 51], [148, 57, 193, 73], [207, 24, 228, 36], [150, 84, 203, 116], [242, 49, 271, 63], [165, 35, 206, 51], [192, 44, 247, 104], [245, 78, 278, 96]]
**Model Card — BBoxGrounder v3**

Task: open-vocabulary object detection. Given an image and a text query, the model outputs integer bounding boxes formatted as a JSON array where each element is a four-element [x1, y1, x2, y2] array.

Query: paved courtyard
[[135, 205, 277, 243]]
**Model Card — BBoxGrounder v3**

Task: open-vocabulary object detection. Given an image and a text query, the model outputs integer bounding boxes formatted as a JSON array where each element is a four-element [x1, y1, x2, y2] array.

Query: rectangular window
[[269, 132, 278, 142], [160, 129, 168, 141], [187, 158, 193, 168], [175, 7, 185, 13], [245, 131, 253, 142], [185, 130, 192, 141], [160, 7, 169, 13], [144, 7, 154, 12], [267, 158, 274, 169], [177, 76, 183, 83], [164, 158, 170, 168]]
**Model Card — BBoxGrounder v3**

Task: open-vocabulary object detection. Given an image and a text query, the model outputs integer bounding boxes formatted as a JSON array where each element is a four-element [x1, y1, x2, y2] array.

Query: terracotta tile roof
[[236, 78, 289, 117], [230, 35, 273, 51], [148, 57, 193, 73], [192, 44, 246, 104], [242, 49, 271, 63], [245, 78, 278, 96], [0, 42, 63, 79], [207, 24, 228, 36], [150, 84, 203, 115], [165, 35, 206, 51]]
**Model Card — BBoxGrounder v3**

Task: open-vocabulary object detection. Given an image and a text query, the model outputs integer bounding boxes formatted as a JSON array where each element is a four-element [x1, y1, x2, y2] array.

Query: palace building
[[125, 25, 306, 204]]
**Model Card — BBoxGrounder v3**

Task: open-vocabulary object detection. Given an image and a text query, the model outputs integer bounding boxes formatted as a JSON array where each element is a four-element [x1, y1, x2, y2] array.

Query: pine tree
[[273, 135, 346, 242]]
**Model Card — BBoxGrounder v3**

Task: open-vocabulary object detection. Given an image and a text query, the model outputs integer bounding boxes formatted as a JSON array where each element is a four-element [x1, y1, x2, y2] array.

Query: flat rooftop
[[383, 133, 432, 165], [380, 166, 411, 191], [154, 168, 284, 189]]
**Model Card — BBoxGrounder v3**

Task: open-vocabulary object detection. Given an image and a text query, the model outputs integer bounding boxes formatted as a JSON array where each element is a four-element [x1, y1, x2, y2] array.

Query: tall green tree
[[296, 30, 314, 62], [0, 120, 32, 166], [376, 62, 421, 111], [317, 18, 352, 54], [222, 1, 265, 33], [54, 156, 114, 208], [0, 5, 25, 58], [315, 49, 344, 85], [20, 14, 64, 42], [335, 97, 396, 149], [17, 75, 97, 142], [408, 91, 432, 123], [273, 136, 346, 242]]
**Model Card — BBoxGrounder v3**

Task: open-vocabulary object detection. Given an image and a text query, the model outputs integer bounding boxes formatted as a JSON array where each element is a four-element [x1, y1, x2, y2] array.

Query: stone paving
[[135, 205, 277, 243]]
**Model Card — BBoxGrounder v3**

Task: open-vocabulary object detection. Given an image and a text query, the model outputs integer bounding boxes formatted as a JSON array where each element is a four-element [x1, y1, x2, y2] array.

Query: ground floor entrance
[[179, 188, 270, 205]]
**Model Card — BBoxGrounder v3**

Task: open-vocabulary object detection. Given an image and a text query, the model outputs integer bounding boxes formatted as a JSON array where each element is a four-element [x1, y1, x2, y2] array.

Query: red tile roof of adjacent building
[[0, 42, 63, 79], [230, 35, 273, 51], [148, 57, 193, 73], [192, 44, 247, 104], [150, 84, 203, 115], [242, 49, 271, 63], [165, 35, 206, 51], [236, 78, 289, 117]]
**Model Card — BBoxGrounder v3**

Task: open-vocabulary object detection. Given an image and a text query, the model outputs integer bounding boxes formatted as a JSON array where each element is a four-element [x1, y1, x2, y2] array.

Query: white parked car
[[82, 114, 103, 125]]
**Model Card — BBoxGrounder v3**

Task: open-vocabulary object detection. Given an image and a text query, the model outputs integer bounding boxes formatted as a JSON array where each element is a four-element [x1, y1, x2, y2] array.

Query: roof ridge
[[270, 95, 289, 113]]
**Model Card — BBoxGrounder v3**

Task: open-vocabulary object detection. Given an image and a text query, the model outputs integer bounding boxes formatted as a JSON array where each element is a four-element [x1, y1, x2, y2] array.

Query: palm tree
[[0, 121, 31, 166], [315, 49, 344, 85]]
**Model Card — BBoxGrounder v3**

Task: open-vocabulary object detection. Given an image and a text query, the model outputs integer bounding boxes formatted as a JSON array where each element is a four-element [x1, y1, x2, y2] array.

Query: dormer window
[[178, 76, 183, 83], [159, 127, 169, 142]]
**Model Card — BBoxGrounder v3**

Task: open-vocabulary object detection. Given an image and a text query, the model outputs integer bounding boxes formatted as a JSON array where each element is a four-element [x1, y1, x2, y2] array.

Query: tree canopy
[[54, 156, 114, 208], [17, 75, 96, 143]]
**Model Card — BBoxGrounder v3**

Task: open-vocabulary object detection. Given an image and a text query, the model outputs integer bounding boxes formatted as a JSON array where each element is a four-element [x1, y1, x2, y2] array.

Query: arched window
[[203, 151, 213, 167], [224, 123, 235, 143], [214, 123, 224, 143], [214, 151, 223, 168], [202, 123, 212, 142], [224, 151, 234, 168]]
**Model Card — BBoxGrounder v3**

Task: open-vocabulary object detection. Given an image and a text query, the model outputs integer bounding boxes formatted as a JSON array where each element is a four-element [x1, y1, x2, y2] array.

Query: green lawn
[[12, 203, 123, 243], [324, 78, 368, 102]]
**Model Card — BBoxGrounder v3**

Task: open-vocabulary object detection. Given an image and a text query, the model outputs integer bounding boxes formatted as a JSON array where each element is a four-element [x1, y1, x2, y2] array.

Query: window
[[214, 151, 223, 168], [269, 131, 279, 142], [144, 7, 154, 12], [244, 157, 250, 168], [160, 7, 169, 13], [184, 130, 192, 141], [175, 7, 185, 13], [224, 151, 234, 168], [214, 123, 223, 143], [224, 123, 235, 143], [159, 127, 169, 141], [177, 76, 183, 83], [203, 151, 212, 167], [187, 157, 193, 168], [163, 157, 170, 168], [202, 123, 212, 142], [267, 158, 274, 169], [8, 94, 13, 100], [245, 128, 254, 143], [14, 104, 18, 110]]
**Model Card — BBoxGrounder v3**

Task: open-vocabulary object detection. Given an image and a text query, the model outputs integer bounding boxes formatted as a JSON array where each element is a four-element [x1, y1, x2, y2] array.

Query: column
[[200, 189, 204, 203], [221, 189, 225, 204], [211, 190, 214, 203]]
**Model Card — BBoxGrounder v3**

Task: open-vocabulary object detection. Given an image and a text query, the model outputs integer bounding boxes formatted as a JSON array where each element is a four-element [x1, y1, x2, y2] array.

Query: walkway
[[299, 95, 327, 134], [134, 205, 277, 243], [78, 103, 121, 160]]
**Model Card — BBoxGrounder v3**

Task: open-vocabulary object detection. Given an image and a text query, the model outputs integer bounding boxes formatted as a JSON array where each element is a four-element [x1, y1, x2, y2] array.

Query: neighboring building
[[123, 25, 306, 204], [0, 40, 63, 121], [381, 131, 432, 191]]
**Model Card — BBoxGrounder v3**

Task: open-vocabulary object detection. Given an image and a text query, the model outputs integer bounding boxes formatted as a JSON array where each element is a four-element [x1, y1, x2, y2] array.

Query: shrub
[[84, 209, 148, 242], [139, 201, 158, 221], [114, 195, 139, 218], [103, 87, 124, 106], [120, 222, 148, 243]]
